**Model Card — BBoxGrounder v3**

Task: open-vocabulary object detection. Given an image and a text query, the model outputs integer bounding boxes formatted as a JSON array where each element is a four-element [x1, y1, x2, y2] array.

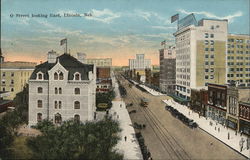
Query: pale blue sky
[[1, 0, 249, 65]]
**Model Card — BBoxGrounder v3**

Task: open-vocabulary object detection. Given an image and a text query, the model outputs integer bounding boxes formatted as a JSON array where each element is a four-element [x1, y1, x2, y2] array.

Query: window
[[210, 68, 214, 72], [11, 88, 14, 92], [210, 34, 214, 38], [2, 80, 5, 85], [205, 75, 209, 79], [38, 87, 43, 93], [55, 88, 58, 94], [205, 33, 209, 38], [2, 87, 5, 92], [210, 48, 214, 51], [11, 72, 14, 77], [59, 72, 64, 80], [2, 72, 5, 77], [210, 62, 214, 65], [205, 61, 209, 65], [74, 101, 80, 109], [37, 113, 42, 122], [59, 88, 62, 94], [210, 75, 214, 79], [59, 101, 62, 109], [205, 40, 209, 45], [55, 113, 62, 124], [210, 40, 214, 45], [205, 69, 209, 72], [38, 100, 42, 108], [54, 72, 58, 80], [37, 73, 42, 80], [205, 48, 209, 51], [74, 114, 80, 122], [210, 55, 214, 58], [75, 88, 80, 95], [75, 73, 80, 80], [55, 101, 58, 109], [205, 55, 209, 58]]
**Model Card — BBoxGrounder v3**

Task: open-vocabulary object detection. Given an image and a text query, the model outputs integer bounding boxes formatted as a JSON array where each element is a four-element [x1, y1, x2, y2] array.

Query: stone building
[[28, 51, 96, 126]]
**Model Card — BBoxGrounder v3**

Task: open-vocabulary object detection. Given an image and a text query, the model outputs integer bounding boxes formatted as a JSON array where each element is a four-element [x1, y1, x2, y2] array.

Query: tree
[[96, 90, 116, 109], [0, 120, 14, 159], [13, 84, 29, 123], [27, 117, 123, 160]]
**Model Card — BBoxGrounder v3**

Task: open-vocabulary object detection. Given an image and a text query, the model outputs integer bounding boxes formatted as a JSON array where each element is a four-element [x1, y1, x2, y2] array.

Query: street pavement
[[119, 75, 246, 160], [164, 99, 250, 159]]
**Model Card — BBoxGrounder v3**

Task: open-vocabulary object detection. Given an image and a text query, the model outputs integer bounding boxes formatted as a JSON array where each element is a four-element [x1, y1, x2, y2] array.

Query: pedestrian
[[124, 136, 127, 142]]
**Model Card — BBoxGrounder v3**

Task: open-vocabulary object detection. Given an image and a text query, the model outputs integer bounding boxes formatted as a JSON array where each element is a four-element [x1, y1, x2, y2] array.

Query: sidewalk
[[163, 99, 250, 159], [130, 79, 165, 96], [110, 73, 143, 160]]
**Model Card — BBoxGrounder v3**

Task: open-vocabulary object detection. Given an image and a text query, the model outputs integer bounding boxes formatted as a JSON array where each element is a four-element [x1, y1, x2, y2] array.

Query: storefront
[[227, 116, 238, 130], [239, 119, 250, 136]]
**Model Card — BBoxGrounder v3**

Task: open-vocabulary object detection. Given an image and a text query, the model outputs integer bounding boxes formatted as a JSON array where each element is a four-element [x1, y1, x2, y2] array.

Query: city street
[[117, 74, 246, 160]]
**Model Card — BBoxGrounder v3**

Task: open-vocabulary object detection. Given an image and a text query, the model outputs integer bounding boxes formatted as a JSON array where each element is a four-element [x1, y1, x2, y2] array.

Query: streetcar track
[[118, 75, 191, 160]]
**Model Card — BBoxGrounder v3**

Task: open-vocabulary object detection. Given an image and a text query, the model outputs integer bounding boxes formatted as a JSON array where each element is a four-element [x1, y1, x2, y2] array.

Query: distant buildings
[[227, 34, 250, 86], [0, 49, 36, 100], [28, 51, 96, 126], [159, 46, 176, 94], [174, 15, 228, 102], [96, 67, 112, 93], [129, 54, 151, 70], [85, 58, 112, 67]]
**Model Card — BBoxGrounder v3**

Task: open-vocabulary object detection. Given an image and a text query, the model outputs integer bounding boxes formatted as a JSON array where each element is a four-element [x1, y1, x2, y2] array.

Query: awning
[[169, 94, 190, 103]]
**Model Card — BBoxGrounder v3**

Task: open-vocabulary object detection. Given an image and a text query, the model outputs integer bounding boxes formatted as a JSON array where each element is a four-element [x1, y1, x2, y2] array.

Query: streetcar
[[140, 97, 149, 107]]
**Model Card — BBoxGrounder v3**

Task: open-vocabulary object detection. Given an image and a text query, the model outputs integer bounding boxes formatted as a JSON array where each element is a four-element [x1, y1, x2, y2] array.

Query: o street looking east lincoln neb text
[[11, 13, 92, 18]]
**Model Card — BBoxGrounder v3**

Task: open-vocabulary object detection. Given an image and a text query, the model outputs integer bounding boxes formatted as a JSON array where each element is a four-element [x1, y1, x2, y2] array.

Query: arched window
[[74, 114, 80, 122], [54, 101, 58, 109], [75, 73, 80, 80], [38, 73, 43, 80], [59, 72, 64, 80], [38, 87, 43, 93], [74, 101, 80, 109], [55, 113, 62, 124], [37, 100, 42, 108], [59, 101, 62, 109], [59, 88, 62, 94], [55, 87, 58, 94], [37, 113, 42, 122], [75, 88, 80, 95], [246, 108, 249, 118], [54, 72, 58, 80]]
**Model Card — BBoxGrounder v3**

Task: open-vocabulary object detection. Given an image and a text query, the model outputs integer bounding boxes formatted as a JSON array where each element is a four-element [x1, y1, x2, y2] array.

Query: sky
[[1, 0, 249, 66]]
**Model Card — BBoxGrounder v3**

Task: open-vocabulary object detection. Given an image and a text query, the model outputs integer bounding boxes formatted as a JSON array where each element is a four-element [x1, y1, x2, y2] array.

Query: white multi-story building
[[129, 54, 151, 70], [28, 51, 96, 126], [174, 15, 227, 101]]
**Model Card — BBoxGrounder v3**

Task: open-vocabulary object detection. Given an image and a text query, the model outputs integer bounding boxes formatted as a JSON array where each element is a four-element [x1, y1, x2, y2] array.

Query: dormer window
[[74, 72, 81, 80], [37, 72, 44, 80], [54, 72, 58, 80], [59, 72, 64, 80]]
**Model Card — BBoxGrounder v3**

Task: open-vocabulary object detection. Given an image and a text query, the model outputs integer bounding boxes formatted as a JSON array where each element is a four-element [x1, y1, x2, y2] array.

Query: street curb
[[198, 127, 250, 159]]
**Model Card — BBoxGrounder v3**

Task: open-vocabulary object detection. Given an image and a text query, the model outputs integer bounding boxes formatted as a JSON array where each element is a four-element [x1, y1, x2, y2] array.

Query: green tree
[[13, 84, 29, 123], [27, 117, 123, 160]]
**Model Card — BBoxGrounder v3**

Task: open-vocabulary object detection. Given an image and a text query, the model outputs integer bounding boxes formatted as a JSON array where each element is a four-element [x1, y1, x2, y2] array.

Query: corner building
[[174, 18, 227, 101], [28, 51, 96, 126], [227, 34, 250, 86]]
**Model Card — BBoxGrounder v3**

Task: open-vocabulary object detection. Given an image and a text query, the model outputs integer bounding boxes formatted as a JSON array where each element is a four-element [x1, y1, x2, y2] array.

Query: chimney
[[47, 50, 58, 63], [77, 52, 86, 63], [0, 48, 4, 63]]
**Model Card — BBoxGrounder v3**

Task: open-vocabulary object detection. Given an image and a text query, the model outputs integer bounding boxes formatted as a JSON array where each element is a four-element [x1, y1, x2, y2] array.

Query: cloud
[[177, 9, 243, 23], [34, 19, 83, 35], [85, 9, 121, 24], [151, 25, 176, 30]]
